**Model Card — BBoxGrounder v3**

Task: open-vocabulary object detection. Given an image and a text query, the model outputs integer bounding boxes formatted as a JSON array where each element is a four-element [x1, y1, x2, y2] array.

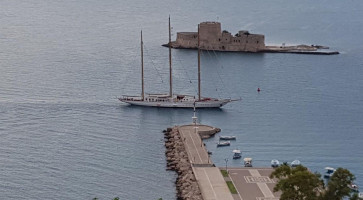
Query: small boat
[[323, 167, 336, 179], [219, 136, 236, 140], [217, 141, 231, 147], [207, 151, 213, 155], [291, 160, 300, 167], [271, 159, 280, 168], [232, 149, 242, 159], [244, 157, 252, 167], [349, 184, 359, 193]]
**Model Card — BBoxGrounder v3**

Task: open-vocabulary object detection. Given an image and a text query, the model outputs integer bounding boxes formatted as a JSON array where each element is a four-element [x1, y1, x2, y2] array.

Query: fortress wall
[[221, 32, 232, 44], [227, 34, 249, 51], [245, 34, 265, 52], [174, 22, 266, 52], [199, 22, 221, 46], [176, 32, 198, 48]]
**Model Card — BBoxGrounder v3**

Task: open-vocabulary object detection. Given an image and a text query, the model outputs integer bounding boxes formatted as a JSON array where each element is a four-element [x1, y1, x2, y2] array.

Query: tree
[[271, 165, 358, 200], [321, 168, 356, 200], [349, 193, 359, 200], [270, 165, 324, 200]]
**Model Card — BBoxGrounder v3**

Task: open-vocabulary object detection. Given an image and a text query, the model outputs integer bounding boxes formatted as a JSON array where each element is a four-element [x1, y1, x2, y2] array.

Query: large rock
[[163, 126, 202, 200]]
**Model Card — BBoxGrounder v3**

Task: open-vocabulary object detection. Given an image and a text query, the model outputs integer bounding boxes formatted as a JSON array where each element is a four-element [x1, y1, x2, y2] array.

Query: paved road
[[227, 168, 281, 200], [193, 167, 234, 200], [179, 125, 213, 165], [177, 125, 280, 200], [178, 124, 234, 200]]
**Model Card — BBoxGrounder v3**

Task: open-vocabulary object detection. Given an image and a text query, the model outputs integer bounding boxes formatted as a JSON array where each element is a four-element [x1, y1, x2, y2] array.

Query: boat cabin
[[323, 167, 336, 178], [232, 149, 241, 159], [244, 158, 252, 167], [271, 159, 280, 168], [291, 160, 301, 167]]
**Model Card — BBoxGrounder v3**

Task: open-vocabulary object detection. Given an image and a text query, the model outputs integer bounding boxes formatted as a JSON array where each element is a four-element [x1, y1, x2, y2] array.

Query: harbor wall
[[163, 125, 221, 200], [164, 127, 203, 200]]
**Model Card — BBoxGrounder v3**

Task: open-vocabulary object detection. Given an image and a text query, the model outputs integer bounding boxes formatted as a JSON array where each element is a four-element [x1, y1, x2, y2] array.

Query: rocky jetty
[[164, 127, 203, 200]]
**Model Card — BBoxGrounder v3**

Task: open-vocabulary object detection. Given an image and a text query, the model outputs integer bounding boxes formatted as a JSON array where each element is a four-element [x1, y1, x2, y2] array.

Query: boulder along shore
[[163, 126, 221, 200]]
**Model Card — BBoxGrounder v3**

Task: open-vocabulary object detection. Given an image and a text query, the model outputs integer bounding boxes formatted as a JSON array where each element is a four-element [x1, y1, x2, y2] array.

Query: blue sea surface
[[0, 0, 362, 199]]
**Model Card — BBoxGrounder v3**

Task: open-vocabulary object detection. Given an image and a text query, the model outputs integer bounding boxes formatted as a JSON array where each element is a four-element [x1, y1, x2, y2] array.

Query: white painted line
[[181, 130, 193, 163], [202, 168, 218, 199], [257, 183, 274, 198], [226, 168, 273, 170], [188, 129, 203, 163], [229, 172, 244, 200], [249, 169, 261, 177], [182, 129, 203, 164], [249, 169, 275, 198]]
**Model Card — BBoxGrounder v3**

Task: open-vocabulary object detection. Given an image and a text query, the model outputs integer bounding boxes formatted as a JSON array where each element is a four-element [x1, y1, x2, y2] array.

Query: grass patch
[[226, 181, 237, 194], [220, 169, 229, 177]]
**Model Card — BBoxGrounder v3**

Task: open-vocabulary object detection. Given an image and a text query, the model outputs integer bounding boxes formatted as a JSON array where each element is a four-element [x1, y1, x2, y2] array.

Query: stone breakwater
[[163, 126, 220, 200], [164, 127, 202, 200]]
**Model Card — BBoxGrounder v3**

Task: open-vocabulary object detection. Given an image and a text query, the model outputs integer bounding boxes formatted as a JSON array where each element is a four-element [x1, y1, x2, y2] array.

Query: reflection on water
[[0, 0, 363, 199]]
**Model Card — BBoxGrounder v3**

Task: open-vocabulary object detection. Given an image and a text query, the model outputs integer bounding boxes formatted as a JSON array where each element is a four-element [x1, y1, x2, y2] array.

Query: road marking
[[257, 183, 274, 198], [248, 169, 275, 198], [182, 129, 195, 163], [249, 169, 261, 177], [245, 176, 274, 183], [229, 172, 244, 200], [202, 168, 218, 199], [223, 168, 273, 170], [181, 128, 203, 164]]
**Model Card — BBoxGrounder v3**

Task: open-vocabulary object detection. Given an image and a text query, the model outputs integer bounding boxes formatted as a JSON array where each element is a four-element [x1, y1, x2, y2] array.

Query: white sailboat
[[119, 17, 236, 108]]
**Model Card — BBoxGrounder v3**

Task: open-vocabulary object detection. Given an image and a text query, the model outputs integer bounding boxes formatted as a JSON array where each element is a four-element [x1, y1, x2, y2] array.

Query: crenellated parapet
[[173, 21, 265, 52]]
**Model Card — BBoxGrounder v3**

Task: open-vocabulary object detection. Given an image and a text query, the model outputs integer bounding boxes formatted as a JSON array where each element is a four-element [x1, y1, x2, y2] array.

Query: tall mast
[[198, 24, 201, 101], [141, 30, 144, 101], [169, 16, 173, 97]]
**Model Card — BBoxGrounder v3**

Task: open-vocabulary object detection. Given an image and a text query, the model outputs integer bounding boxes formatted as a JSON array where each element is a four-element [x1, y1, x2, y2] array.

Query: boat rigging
[[119, 17, 237, 108]]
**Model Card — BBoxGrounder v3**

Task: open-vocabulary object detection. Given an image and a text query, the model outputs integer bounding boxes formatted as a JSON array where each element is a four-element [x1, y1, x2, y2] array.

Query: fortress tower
[[174, 22, 265, 52]]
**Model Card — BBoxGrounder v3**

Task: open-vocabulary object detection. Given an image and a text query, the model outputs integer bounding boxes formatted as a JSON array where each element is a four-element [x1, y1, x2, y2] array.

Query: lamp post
[[224, 158, 229, 173]]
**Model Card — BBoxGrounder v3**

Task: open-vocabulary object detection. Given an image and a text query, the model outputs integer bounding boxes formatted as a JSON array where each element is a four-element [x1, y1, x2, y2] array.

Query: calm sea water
[[1, 0, 362, 199]]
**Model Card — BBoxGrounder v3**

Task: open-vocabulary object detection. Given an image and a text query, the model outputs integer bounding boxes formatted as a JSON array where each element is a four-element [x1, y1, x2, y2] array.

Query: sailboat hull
[[119, 96, 230, 108]]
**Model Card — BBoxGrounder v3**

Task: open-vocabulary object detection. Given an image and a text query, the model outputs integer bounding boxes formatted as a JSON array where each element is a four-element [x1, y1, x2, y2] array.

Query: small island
[[163, 21, 339, 55]]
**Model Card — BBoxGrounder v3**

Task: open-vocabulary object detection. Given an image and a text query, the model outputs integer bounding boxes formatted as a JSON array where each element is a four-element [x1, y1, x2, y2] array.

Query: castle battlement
[[174, 22, 265, 52], [165, 21, 338, 55]]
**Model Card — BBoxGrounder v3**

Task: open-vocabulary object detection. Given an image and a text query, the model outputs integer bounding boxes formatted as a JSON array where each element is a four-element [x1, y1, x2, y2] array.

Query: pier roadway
[[178, 125, 213, 165], [178, 125, 234, 200], [227, 168, 280, 200]]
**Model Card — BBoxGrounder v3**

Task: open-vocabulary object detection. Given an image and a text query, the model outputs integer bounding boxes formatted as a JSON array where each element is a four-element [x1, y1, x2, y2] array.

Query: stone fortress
[[175, 22, 265, 52], [166, 21, 338, 54]]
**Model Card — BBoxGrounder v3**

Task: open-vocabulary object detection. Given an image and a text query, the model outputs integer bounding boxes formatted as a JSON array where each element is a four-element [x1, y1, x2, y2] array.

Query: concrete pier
[[164, 124, 281, 200], [179, 124, 234, 200], [178, 125, 215, 166], [164, 124, 234, 200]]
